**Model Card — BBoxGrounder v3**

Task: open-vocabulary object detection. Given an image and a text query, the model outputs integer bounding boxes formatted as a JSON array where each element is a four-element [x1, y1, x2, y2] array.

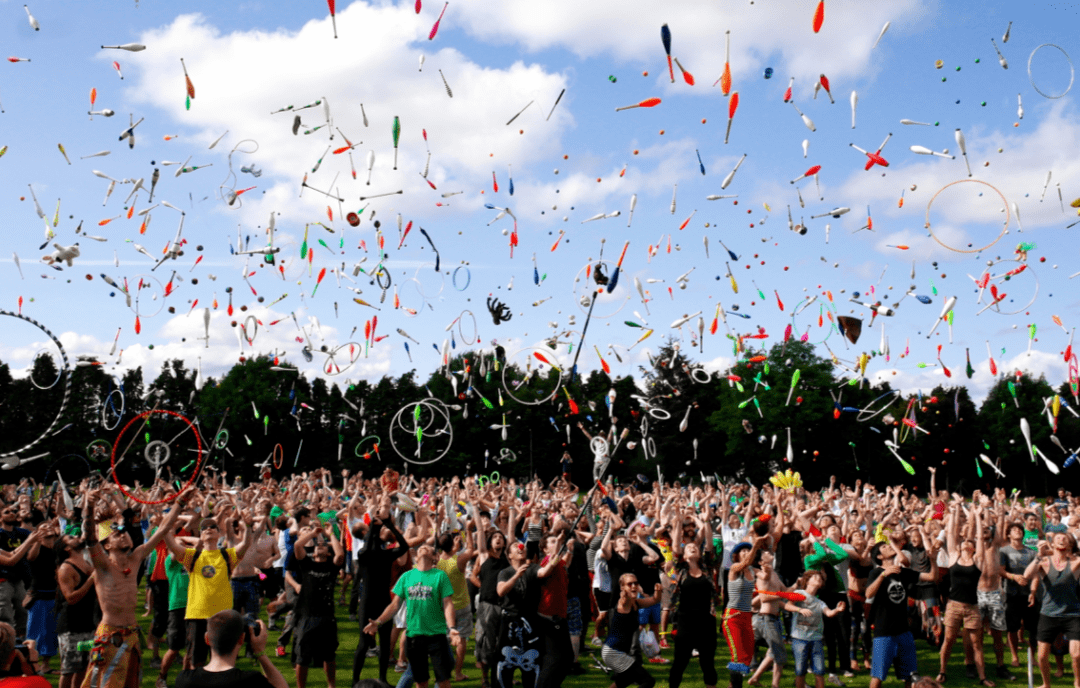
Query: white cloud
[[116, 9, 573, 230], [869, 348, 1069, 404], [452, 0, 925, 87], [834, 101, 1080, 260]]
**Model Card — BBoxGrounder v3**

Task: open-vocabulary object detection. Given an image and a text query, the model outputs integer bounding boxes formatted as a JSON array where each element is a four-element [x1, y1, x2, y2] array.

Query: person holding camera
[[0, 621, 48, 688], [175, 610, 286, 688]]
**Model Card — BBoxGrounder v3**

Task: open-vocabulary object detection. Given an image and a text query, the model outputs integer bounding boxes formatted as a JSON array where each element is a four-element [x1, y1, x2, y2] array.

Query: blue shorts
[[638, 601, 662, 626], [567, 597, 584, 637], [792, 638, 825, 677], [871, 632, 917, 682]]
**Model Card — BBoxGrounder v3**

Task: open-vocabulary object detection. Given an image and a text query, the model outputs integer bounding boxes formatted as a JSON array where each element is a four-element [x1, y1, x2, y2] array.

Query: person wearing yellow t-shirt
[[435, 529, 476, 682], [163, 517, 251, 668]]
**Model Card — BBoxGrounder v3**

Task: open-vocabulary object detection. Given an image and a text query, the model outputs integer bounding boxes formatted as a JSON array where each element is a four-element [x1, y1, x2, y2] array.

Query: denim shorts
[[567, 597, 584, 637], [792, 638, 825, 676], [637, 601, 662, 626], [871, 632, 917, 682]]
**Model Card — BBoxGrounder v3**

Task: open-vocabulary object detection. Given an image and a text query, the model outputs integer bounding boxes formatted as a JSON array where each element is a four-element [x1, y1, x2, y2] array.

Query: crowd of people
[[0, 463, 1076, 688]]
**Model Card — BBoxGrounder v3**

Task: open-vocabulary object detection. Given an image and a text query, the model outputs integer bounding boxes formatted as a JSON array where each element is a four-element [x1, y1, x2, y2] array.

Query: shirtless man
[[748, 550, 789, 688], [81, 486, 189, 688], [230, 510, 278, 627], [976, 497, 1012, 681]]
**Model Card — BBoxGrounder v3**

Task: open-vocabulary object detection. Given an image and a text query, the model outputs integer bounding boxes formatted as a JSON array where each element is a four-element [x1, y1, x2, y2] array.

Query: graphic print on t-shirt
[[408, 582, 434, 601], [886, 578, 907, 604]]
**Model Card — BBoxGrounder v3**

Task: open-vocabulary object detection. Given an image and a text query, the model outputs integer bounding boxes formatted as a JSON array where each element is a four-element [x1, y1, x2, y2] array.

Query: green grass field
[[97, 588, 1054, 688]]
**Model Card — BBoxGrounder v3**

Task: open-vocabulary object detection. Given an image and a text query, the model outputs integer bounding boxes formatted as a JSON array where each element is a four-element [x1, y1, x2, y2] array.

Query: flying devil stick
[[570, 289, 600, 383], [554, 431, 629, 559], [392, 116, 401, 170]]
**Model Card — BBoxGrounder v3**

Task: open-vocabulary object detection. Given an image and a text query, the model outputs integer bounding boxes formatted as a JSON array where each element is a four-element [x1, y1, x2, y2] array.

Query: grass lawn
[[114, 588, 1053, 688]]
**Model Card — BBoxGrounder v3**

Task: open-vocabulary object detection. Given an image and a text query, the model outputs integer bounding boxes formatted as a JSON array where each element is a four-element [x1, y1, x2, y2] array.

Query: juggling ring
[[980, 260, 1039, 316], [1028, 44, 1074, 99], [0, 310, 72, 461], [241, 315, 259, 345], [271, 443, 284, 470], [690, 368, 711, 384], [130, 274, 166, 318], [389, 399, 454, 465], [789, 298, 839, 346], [214, 430, 229, 450], [44, 454, 92, 488], [144, 440, 170, 469], [111, 409, 203, 504], [452, 266, 471, 291], [856, 390, 903, 422], [29, 348, 63, 390], [102, 388, 125, 431], [925, 179, 1010, 254], [497, 447, 517, 463], [320, 342, 364, 376], [355, 435, 382, 460], [478, 471, 500, 487], [456, 310, 478, 346], [86, 439, 112, 462], [648, 406, 672, 420], [501, 347, 565, 406], [590, 436, 610, 457]]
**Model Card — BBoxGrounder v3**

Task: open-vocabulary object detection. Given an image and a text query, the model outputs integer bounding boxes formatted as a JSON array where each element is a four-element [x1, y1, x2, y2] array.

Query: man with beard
[[0, 503, 32, 635], [80, 487, 189, 688]]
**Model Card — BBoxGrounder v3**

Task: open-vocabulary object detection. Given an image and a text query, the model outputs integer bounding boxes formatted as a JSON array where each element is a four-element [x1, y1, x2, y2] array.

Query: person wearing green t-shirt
[[151, 552, 189, 688], [1023, 512, 1043, 551], [364, 544, 460, 688]]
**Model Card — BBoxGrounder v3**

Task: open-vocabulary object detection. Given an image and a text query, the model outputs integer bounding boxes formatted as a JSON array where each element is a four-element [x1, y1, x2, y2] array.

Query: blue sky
[[2, 0, 1080, 402]]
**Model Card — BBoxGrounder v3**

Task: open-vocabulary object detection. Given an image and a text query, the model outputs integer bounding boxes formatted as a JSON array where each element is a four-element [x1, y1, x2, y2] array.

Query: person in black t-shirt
[[496, 543, 541, 688], [865, 538, 938, 688], [351, 499, 409, 686], [289, 523, 344, 688], [175, 610, 286, 688], [0, 505, 32, 637], [475, 530, 509, 688]]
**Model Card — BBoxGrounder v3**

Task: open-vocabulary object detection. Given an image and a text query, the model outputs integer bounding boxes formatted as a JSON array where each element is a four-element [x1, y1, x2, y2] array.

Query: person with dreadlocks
[[80, 486, 189, 688]]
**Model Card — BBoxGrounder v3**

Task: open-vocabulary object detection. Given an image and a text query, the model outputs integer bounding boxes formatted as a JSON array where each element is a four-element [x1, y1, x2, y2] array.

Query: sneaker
[[394, 663, 408, 673], [966, 664, 979, 680], [692, 649, 700, 658], [150, 659, 162, 669], [648, 656, 669, 665], [590, 637, 603, 648], [996, 665, 1014, 681], [275, 645, 286, 658], [267, 622, 278, 631], [366, 647, 379, 658], [843, 671, 856, 678], [827, 674, 844, 686], [156, 677, 168, 688], [659, 639, 670, 650]]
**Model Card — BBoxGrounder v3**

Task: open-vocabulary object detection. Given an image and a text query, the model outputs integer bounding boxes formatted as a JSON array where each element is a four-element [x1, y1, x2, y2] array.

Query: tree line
[[0, 339, 1074, 496]]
